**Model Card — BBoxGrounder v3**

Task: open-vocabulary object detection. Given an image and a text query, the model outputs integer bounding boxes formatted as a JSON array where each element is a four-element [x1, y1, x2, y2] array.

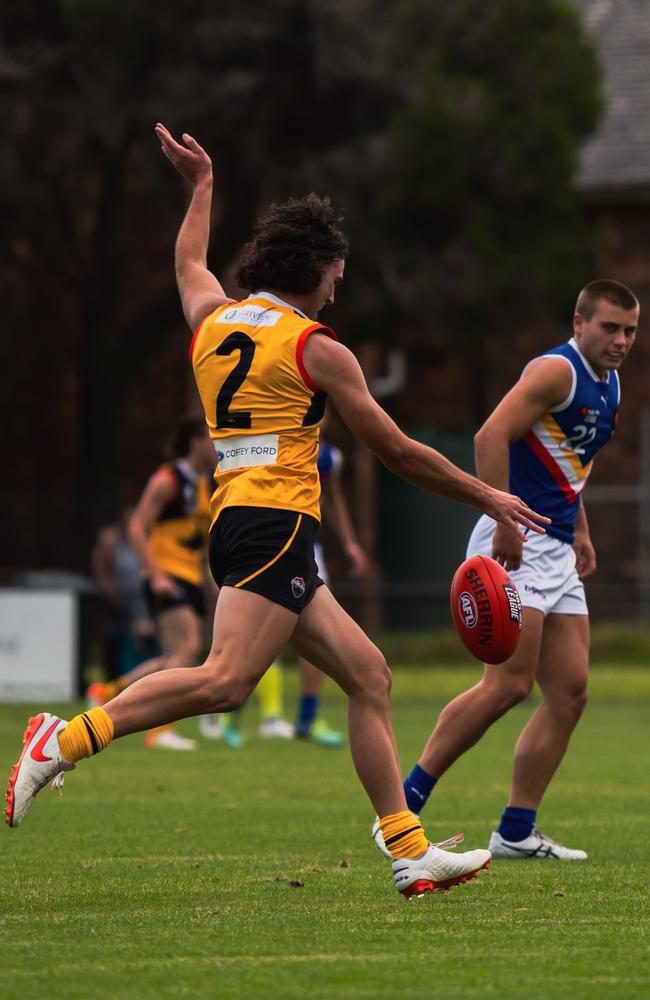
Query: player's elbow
[[474, 424, 494, 451], [474, 423, 505, 462]]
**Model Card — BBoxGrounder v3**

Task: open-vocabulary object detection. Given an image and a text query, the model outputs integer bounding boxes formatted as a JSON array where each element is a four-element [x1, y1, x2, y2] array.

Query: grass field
[[1, 665, 649, 999]]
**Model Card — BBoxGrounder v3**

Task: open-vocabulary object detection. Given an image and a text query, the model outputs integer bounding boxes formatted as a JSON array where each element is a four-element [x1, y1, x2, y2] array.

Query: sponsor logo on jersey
[[458, 592, 478, 629], [215, 306, 282, 327], [580, 405, 601, 424], [291, 576, 306, 599], [213, 434, 279, 471]]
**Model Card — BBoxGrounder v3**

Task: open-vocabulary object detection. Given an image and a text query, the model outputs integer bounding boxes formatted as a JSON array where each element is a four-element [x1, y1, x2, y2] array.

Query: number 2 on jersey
[[216, 332, 255, 429]]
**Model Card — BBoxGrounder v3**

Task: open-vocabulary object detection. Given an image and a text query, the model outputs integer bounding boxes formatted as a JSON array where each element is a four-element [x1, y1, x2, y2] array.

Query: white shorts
[[466, 515, 588, 617], [314, 539, 328, 585]]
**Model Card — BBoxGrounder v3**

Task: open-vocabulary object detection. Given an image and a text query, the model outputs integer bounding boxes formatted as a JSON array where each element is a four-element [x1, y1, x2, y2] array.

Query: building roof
[[572, 0, 650, 190]]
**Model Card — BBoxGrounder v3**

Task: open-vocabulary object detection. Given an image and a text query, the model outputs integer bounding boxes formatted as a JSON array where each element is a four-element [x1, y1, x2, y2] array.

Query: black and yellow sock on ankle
[[58, 708, 114, 763], [379, 810, 428, 860]]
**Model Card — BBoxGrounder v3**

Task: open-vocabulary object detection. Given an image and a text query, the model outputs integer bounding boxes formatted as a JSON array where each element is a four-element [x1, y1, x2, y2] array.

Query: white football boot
[[488, 829, 587, 860], [392, 842, 492, 898], [259, 717, 294, 739], [198, 714, 225, 740], [5, 713, 75, 828], [145, 729, 197, 751]]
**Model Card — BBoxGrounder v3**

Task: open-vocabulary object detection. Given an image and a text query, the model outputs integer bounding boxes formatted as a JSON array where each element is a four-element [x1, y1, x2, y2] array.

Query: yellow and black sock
[[379, 810, 428, 860], [58, 708, 114, 764]]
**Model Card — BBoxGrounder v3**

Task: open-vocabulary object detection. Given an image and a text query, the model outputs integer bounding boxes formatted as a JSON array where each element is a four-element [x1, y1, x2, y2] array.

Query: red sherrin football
[[450, 554, 523, 665]]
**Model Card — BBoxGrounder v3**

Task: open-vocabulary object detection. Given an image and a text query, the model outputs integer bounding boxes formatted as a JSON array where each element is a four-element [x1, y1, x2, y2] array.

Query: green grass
[[1, 665, 649, 999]]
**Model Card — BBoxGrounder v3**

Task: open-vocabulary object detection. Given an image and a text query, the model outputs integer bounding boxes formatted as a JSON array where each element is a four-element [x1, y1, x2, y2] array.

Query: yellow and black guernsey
[[190, 292, 336, 529], [147, 459, 211, 586]]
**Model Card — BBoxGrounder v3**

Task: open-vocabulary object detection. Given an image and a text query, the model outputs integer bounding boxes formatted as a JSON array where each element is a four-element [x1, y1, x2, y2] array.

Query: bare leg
[[104, 588, 298, 736], [291, 587, 405, 817], [508, 613, 589, 809], [419, 608, 545, 778]]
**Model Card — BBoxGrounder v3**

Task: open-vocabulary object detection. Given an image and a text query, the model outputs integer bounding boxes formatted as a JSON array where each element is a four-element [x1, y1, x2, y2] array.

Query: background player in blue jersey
[[383, 279, 639, 860], [294, 436, 368, 746]]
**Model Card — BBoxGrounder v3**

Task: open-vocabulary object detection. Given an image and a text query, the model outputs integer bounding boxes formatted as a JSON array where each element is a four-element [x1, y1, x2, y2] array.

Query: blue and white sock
[[403, 763, 438, 815], [497, 806, 536, 843]]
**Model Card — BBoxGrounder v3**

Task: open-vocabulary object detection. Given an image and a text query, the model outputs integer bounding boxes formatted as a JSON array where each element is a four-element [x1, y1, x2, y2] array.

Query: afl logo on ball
[[291, 576, 306, 599], [458, 592, 478, 629]]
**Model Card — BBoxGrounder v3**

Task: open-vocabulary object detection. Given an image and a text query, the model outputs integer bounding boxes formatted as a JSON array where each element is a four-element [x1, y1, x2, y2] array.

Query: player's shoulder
[[520, 352, 575, 392], [301, 329, 349, 368], [150, 463, 179, 496]]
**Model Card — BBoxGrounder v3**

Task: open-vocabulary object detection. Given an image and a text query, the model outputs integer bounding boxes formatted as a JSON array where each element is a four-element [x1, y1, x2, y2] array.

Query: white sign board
[[0, 590, 78, 701]]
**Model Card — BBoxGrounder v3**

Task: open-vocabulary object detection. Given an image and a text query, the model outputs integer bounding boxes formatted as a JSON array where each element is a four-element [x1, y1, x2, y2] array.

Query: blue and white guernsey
[[317, 440, 342, 497], [509, 338, 620, 544]]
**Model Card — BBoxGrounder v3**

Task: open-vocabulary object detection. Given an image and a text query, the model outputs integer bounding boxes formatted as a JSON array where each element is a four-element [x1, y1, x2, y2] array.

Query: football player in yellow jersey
[[87, 419, 215, 750], [6, 126, 550, 899]]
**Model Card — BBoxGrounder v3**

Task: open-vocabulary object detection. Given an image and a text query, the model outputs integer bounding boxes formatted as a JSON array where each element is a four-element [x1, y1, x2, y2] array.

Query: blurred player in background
[[90, 510, 158, 680], [7, 126, 549, 898], [88, 419, 215, 750], [387, 280, 639, 861]]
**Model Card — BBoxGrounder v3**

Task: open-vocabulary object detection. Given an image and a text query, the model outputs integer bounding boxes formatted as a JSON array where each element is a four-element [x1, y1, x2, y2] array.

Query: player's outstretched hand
[[484, 488, 550, 536], [155, 123, 212, 186]]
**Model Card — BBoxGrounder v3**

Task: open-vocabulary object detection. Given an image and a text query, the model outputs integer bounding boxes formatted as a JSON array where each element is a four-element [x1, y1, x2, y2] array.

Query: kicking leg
[[291, 587, 401, 816], [292, 586, 492, 893]]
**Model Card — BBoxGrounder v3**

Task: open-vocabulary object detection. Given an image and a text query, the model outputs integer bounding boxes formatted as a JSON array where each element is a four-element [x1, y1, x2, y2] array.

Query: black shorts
[[142, 576, 206, 619], [209, 506, 323, 613]]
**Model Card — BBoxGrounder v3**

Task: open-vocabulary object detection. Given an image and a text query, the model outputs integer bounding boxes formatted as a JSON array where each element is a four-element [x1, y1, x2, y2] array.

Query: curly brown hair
[[235, 193, 348, 295]]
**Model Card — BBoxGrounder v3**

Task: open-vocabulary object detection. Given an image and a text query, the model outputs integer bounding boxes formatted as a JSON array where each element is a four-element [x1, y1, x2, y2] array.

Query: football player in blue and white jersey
[[384, 279, 639, 861]]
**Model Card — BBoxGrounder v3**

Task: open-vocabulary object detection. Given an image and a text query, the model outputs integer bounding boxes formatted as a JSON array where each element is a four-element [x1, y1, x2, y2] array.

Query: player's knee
[[212, 683, 250, 712], [509, 676, 535, 706], [490, 675, 533, 712], [355, 650, 392, 703], [199, 658, 254, 711], [550, 679, 588, 720], [571, 685, 588, 718]]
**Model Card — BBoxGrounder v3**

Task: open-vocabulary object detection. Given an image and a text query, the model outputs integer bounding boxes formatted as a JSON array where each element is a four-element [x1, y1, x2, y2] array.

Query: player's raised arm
[[155, 124, 232, 331], [473, 357, 574, 489], [128, 468, 179, 597], [301, 334, 549, 535], [472, 356, 572, 569]]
